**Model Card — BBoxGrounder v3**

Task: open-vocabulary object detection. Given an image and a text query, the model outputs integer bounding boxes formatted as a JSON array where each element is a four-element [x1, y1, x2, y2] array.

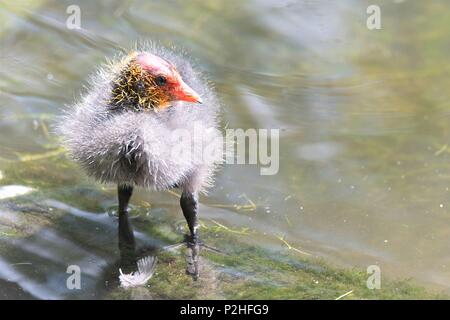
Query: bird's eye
[[155, 75, 167, 86]]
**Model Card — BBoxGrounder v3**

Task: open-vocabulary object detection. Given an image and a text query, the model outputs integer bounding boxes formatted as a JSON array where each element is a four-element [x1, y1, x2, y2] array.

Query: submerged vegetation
[[0, 156, 446, 299]]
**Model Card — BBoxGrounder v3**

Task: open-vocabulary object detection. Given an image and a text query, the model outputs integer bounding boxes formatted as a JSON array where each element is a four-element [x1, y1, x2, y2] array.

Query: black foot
[[185, 239, 200, 280]]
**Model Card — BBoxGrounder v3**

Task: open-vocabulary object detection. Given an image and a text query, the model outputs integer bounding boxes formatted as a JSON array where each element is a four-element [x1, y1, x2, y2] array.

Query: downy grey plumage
[[57, 43, 223, 194]]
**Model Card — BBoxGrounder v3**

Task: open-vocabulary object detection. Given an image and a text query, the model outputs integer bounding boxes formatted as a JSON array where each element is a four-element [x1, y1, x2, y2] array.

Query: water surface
[[1, 0, 450, 298]]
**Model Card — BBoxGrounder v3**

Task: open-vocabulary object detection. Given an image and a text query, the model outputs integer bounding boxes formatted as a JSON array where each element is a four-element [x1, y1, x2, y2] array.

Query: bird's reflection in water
[[118, 208, 138, 269], [117, 209, 201, 284]]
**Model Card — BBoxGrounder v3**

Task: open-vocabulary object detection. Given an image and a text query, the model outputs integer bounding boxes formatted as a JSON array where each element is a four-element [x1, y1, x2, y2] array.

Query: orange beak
[[172, 78, 203, 104]]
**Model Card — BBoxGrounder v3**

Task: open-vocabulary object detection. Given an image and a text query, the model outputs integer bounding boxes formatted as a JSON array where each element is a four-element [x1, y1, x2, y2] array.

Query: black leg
[[118, 184, 136, 261], [180, 191, 199, 244]]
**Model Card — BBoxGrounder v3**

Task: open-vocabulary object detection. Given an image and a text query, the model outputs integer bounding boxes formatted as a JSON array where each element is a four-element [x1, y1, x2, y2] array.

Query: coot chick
[[57, 44, 223, 272]]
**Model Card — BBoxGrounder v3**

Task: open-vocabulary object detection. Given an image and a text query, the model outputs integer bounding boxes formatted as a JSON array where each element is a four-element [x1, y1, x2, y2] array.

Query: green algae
[[0, 172, 446, 299], [0, 196, 63, 239], [0, 152, 82, 190], [105, 221, 446, 300]]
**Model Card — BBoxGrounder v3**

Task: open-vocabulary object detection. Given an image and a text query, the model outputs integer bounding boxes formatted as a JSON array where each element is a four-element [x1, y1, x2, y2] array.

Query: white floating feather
[[119, 256, 158, 288]]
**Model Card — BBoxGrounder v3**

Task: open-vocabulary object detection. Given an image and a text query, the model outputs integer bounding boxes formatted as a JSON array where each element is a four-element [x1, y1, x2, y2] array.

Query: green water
[[0, 0, 449, 299]]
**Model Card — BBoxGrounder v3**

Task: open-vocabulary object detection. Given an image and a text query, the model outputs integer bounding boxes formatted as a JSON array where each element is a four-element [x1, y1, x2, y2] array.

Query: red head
[[111, 52, 202, 111], [135, 53, 202, 104]]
